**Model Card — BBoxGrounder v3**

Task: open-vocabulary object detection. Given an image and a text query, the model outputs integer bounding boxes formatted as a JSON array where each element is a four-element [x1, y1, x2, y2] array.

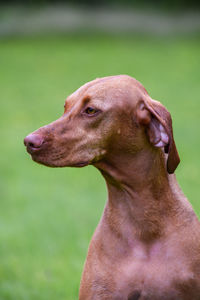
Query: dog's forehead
[[67, 75, 148, 107]]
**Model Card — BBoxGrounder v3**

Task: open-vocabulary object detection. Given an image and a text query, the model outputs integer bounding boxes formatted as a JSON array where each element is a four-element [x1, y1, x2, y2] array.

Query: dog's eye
[[85, 107, 98, 115]]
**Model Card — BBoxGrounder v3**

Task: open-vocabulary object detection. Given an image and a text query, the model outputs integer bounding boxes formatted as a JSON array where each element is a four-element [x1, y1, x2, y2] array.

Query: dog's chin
[[30, 154, 90, 168], [30, 154, 59, 167]]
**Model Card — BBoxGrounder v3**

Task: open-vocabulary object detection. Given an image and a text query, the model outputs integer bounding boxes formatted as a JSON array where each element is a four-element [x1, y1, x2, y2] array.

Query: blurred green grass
[[0, 35, 200, 299]]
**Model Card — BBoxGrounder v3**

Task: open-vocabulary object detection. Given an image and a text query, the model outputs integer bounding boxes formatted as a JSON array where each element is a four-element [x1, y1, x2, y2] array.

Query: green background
[[1, 35, 200, 299]]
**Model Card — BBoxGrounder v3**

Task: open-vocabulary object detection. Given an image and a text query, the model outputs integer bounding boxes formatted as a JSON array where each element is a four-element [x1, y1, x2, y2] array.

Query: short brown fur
[[24, 75, 200, 300]]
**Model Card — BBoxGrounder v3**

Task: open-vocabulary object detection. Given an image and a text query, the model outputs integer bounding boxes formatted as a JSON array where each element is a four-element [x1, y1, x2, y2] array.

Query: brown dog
[[24, 75, 200, 300]]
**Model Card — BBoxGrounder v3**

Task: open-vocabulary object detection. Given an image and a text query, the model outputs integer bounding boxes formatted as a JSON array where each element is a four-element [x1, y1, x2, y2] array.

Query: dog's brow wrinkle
[[82, 96, 91, 104]]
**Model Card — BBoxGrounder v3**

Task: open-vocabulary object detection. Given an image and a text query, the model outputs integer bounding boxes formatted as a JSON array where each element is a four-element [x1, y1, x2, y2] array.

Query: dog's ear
[[136, 99, 180, 174]]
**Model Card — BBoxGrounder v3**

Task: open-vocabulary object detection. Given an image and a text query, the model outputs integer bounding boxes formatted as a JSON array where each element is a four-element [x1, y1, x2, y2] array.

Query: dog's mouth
[[25, 141, 54, 166], [24, 136, 91, 168], [27, 147, 90, 168], [73, 161, 90, 167], [31, 157, 90, 168], [26, 146, 42, 155], [29, 152, 62, 168]]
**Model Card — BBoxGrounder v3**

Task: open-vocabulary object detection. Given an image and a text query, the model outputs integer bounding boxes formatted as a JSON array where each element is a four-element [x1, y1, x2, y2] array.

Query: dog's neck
[[95, 148, 177, 242]]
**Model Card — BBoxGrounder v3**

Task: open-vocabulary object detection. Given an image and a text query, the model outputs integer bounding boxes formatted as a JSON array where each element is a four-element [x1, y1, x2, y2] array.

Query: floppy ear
[[136, 99, 180, 174]]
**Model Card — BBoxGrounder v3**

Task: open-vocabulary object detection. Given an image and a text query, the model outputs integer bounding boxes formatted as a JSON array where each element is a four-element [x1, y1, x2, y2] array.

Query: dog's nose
[[24, 134, 44, 150]]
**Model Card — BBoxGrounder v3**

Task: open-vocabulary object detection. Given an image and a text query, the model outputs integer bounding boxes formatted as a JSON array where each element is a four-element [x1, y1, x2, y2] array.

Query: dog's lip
[[26, 146, 41, 154], [73, 161, 89, 167], [30, 158, 90, 168]]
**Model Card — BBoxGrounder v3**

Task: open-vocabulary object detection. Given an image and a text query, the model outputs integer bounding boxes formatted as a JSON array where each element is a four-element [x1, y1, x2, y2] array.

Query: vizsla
[[24, 75, 200, 300]]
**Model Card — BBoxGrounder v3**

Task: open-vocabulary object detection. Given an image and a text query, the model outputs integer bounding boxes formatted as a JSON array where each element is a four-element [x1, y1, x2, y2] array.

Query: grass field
[[0, 34, 200, 300]]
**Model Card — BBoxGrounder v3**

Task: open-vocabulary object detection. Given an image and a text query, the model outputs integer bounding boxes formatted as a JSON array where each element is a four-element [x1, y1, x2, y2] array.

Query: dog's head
[[24, 75, 180, 173]]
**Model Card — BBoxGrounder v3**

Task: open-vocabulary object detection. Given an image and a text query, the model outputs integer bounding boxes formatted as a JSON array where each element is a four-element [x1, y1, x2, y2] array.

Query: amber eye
[[85, 107, 98, 115]]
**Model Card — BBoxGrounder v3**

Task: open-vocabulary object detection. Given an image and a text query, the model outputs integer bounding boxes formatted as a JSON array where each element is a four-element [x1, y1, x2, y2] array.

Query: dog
[[24, 75, 200, 299]]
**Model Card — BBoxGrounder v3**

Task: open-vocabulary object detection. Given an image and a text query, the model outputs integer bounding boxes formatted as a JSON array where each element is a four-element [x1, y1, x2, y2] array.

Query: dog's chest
[[114, 244, 197, 300], [90, 257, 198, 300], [82, 232, 200, 299]]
